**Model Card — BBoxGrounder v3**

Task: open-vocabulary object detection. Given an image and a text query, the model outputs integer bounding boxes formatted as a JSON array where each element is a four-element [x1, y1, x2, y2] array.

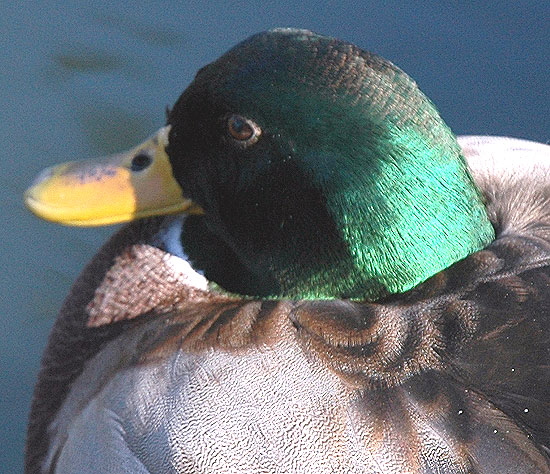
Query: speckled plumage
[[26, 136, 550, 473], [25, 29, 550, 474]]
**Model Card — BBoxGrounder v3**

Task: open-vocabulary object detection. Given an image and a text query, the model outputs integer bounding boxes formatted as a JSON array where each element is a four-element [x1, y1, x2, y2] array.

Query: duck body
[[25, 29, 550, 474]]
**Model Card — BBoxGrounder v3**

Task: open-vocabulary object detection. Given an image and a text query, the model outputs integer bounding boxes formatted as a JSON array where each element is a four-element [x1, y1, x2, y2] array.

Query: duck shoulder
[[289, 136, 550, 471]]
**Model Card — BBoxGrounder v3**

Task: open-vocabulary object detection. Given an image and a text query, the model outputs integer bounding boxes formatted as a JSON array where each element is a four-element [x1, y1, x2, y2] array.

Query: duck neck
[[317, 128, 495, 300], [182, 130, 494, 301]]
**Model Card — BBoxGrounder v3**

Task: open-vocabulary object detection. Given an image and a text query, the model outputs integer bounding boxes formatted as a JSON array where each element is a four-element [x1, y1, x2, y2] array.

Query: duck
[[24, 28, 550, 473]]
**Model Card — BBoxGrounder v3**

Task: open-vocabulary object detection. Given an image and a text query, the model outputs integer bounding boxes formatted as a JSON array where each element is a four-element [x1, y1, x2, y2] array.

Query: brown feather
[[25, 138, 550, 473]]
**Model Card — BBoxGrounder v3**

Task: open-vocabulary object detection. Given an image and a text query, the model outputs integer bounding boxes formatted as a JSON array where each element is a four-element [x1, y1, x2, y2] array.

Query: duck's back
[[27, 136, 550, 473]]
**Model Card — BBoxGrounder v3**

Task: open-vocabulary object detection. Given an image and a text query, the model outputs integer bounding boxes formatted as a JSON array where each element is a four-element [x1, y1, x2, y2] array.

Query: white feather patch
[[153, 215, 208, 290]]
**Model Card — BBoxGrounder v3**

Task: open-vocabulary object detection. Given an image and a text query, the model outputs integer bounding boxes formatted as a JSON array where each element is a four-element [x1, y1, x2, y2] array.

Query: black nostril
[[130, 153, 152, 172]]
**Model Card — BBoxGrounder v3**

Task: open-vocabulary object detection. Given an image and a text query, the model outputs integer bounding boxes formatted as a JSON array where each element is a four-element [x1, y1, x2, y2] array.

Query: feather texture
[[26, 137, 550, 473]]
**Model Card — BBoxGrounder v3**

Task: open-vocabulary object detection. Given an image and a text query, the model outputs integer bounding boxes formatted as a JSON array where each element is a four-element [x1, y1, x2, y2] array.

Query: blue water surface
[[1, 0, 548, 471]]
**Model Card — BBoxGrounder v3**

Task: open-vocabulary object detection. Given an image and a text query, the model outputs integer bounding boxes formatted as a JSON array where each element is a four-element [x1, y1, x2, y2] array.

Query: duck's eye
[[227, 115, 261, 144]]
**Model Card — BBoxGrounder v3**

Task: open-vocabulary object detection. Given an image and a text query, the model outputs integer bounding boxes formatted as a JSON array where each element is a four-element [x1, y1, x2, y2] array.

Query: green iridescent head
[[165, 28, 495, 300]]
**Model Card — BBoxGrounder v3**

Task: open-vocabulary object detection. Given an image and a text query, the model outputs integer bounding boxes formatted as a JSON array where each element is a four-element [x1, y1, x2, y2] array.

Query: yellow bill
[[24, 126, 203, 226]]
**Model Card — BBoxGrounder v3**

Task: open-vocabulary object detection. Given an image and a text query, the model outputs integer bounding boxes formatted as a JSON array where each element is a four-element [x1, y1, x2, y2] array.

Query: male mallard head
[[25, 28, 494, 301]]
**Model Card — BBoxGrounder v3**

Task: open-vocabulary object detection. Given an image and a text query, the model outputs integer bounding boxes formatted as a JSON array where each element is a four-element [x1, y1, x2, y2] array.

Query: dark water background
[[1, 1, 548, 471]]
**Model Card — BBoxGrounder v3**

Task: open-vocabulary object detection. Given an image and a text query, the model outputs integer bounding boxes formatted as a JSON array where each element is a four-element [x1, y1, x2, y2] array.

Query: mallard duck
[[25, 28, 550, 473]]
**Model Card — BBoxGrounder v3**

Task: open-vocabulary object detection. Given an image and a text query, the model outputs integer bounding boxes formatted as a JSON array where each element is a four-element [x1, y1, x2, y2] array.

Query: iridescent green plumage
[[168, 29, 494, 300]]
